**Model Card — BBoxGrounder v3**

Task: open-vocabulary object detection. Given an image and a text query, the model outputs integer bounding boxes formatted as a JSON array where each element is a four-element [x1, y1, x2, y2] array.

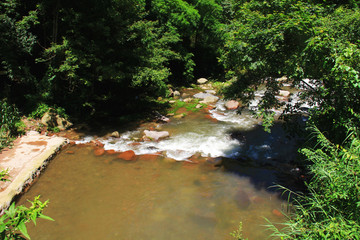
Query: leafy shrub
[[0, 196, 53, 240], [0, 100, 20, 137], [0, 172, 53, 240], [269, 127, 360, 239], [30, 103, 68, 119], [0, 100, 21, 150]]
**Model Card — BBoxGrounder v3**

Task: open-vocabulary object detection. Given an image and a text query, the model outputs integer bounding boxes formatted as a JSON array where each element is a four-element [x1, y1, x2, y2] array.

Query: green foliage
[[269, 127, 360, 239], [0, 100, 21, 150], [230, 222, 248, 240], [29, 103, 67, 119], [255, 109, 276, 133], [0, 100, 20, 136], [168, 99, 203, 114], [0, 196, 54, 240], [0, 169, 10, 182], [220, 1, 360, 142]]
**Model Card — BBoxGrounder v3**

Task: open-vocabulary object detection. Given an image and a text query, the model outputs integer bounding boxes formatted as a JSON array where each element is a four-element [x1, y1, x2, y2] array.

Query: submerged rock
[[143, 130, 170, 141], [272, 209, 284, 217], [235, 189, 251, 210]]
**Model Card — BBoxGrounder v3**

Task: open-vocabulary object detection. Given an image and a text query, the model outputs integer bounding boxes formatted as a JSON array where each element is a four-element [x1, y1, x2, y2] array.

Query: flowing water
[[17, 98, 301, 240]]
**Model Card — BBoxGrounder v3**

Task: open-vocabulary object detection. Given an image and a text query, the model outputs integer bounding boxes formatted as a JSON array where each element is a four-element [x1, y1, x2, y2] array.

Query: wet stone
[[117, 150, 136, 161], [94, 148, 105, 156]]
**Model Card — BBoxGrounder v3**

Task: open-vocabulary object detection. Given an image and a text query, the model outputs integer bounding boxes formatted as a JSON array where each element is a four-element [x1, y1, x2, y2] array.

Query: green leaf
[[38, 214, 54, 222], [6, 203, 16, 218], [18, 221, 30, 239], [30, 213, 37, 225]]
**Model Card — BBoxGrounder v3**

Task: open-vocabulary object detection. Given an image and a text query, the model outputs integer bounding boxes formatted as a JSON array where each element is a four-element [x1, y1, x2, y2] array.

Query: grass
[[267, 126, 360, 239], [168, 99, 206, 114], [230, 222, 248, 240]]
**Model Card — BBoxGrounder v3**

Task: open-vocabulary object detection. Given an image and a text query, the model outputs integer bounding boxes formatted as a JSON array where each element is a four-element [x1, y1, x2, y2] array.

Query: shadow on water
[[220, 121, 307, 197]]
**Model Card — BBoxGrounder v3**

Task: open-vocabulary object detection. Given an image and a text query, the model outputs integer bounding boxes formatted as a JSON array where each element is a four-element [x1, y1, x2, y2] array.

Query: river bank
[[0, 131, 68, 211]]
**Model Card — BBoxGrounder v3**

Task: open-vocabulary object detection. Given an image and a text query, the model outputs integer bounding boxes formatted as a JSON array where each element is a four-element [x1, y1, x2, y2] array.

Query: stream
[[17, 86, 305, 240]]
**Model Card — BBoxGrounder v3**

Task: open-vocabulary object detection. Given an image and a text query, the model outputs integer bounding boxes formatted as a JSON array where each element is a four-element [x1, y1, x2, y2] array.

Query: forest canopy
[[1, 0, 359, 139]]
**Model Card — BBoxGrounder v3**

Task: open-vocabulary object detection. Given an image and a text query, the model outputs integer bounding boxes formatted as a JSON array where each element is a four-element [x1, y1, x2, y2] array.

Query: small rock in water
[[272, 209, 284, 217], [193, 92, 218, 100], [279, 90, 290, 97], [183, 98, 193, 103], [182, 92, 190, 98], [200, 96, 219, 104], [111, 131, 120, 138], [196, 104, 202, 109], [143, 130, 170, 141], [225, 100, 240, 110], [173, 90, 181, 97], [106, 149, 117, 154], [173, 114, 185, 119], [277, 76, 288, 82], [94, 148, 105, 156], [91, 140, 104, 147], [205, 90, 217, 95], [235, 190, 251, 210], [117, 150, 136, 161], [197, 78, 208, 84]]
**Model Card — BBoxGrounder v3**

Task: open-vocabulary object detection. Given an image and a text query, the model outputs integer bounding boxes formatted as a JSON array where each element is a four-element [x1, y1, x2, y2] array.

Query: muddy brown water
[[17, 99, 300, 239], [17, 145, 288, 240]]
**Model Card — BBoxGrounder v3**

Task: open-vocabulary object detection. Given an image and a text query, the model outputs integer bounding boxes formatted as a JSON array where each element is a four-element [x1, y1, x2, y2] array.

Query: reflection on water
[[18, 146, 288, 240]]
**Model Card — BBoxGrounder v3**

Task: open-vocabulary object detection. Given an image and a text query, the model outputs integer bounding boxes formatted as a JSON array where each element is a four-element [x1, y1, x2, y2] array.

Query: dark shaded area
[[218, 122, 308, 197]]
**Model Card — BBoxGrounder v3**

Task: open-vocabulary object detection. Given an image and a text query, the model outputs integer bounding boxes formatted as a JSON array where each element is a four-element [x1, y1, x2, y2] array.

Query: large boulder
[[197, 78, 208, 84], [56, 116, 72, 130], [225, 100, 240, 110], [144, 130, 170, 141], [41, 112, 57, 128], [41, 112, 72, 130]]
